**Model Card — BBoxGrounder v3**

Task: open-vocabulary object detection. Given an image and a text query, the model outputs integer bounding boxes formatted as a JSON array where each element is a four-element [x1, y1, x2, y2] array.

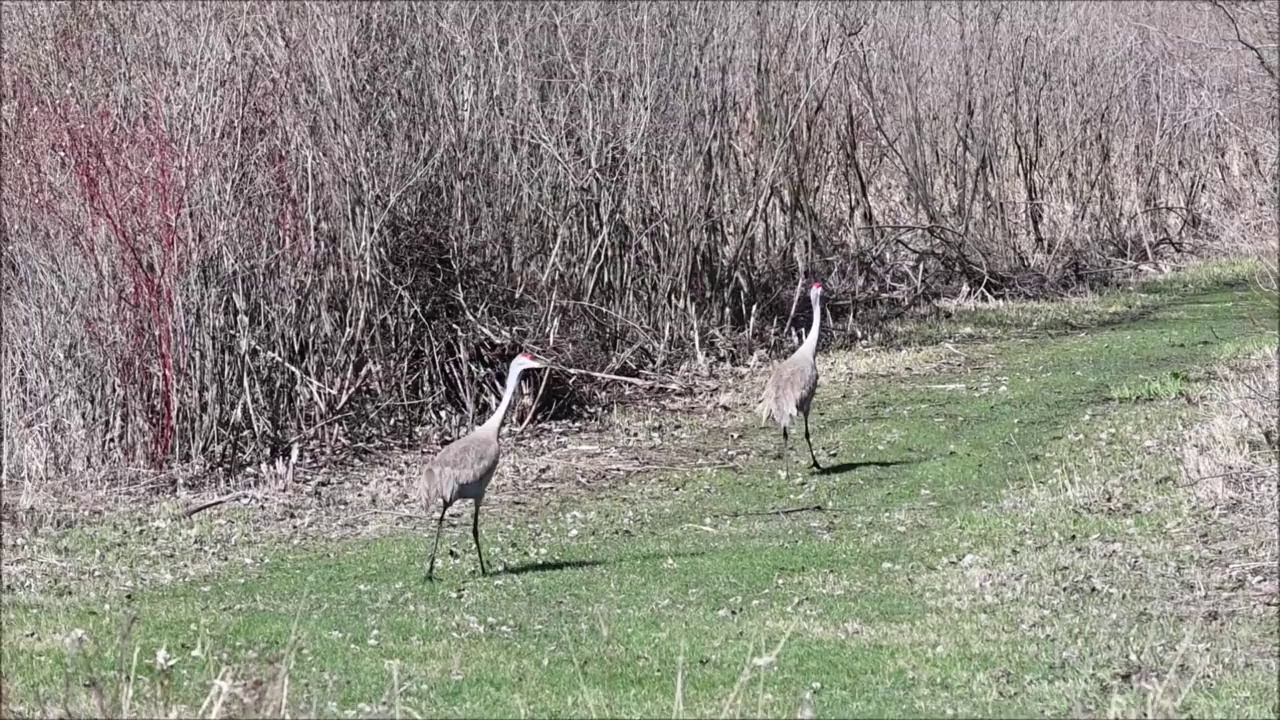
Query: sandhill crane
[[757, 281, 825, 470], [417, 352, 547, 580]]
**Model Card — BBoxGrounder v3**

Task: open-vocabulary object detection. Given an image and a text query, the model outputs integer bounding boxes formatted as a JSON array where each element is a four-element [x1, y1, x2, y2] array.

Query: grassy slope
[[3, 263, 1277, 718]]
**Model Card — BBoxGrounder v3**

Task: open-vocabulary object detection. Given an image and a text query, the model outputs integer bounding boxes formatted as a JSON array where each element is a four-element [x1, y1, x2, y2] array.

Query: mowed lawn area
[[3, 262, 1277, 718]]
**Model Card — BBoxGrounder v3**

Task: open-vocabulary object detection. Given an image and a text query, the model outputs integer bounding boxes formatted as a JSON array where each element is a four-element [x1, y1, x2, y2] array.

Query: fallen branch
[[181, 491, 254, 519], [550, 364, 684, 390], [724, 504, 832, 518], [349, 509, 431, 521], [542, 458, 739, 473]]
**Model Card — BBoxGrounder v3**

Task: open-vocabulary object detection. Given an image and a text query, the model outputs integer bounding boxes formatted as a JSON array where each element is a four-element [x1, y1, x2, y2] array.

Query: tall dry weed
[[2, 1, 1276, 489]]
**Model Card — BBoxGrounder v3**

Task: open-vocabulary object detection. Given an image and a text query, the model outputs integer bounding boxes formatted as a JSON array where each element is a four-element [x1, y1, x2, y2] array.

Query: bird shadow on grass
[[497, 549, 708, 577], [814, 457, 921, 476]]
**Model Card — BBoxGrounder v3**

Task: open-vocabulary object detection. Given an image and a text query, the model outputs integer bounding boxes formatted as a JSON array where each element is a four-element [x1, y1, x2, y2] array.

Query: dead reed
[[2, 1, 1275, 488]]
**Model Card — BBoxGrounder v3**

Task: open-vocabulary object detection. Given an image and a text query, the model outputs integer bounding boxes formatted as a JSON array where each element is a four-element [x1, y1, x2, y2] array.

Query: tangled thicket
[[2, 1, 1276, 483]]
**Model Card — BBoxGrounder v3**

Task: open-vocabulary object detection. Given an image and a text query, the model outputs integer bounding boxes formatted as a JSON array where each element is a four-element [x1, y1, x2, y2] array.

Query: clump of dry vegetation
[[2, 1, 1276, 491], [1181, 343, 1279, 608], [5, 621, 384, 720]]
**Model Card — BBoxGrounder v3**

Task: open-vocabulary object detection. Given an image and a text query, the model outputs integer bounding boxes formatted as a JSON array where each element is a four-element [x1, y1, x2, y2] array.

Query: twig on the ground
[[181, 491, 253, 519], [542, 458, 739, 473], [349, 509, 431, 522], [1177, 468, 1269, 488], [724, 504, 830, 518], [683, 523, 719, 533], [551, 364, 684, 390]]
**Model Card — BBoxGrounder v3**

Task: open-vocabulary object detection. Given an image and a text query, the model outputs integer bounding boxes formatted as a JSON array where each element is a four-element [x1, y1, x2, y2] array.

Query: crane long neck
[[801, 292, 822, 354], [478, 365, 525, 433]]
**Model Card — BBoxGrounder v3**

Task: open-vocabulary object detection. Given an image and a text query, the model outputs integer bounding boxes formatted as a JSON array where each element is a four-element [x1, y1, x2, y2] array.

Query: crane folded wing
[[757, 357, 817, 429]]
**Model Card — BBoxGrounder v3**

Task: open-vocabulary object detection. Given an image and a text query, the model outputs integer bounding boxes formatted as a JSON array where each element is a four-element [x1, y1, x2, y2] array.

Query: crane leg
[[427, 501, 451, 581], [803, 411, 823, 470], [471, 499, 488, 576], [780, 426, 790, 463]]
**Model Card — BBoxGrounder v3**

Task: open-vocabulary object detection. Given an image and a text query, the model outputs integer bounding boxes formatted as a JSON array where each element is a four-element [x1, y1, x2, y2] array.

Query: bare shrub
[[2, 1, 1275, 489]]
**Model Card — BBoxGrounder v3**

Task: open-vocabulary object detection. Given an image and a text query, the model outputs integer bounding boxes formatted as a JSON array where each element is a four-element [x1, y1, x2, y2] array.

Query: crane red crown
[[519, 352, 534, 359], [812, 281, 823, 289]]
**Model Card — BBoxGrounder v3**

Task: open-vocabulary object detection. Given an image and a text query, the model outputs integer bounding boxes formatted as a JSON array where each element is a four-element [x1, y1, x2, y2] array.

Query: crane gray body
[[757, 282, 825, 469], [415, 353, 545, 580]]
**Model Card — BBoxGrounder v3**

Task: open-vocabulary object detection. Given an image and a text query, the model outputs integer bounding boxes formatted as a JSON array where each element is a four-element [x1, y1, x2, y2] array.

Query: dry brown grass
[[1181, 344, 1279, 610]]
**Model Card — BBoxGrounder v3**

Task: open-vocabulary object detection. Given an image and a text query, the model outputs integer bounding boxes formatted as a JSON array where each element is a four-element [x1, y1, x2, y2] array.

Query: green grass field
[[3, 262, 1277, 718]]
